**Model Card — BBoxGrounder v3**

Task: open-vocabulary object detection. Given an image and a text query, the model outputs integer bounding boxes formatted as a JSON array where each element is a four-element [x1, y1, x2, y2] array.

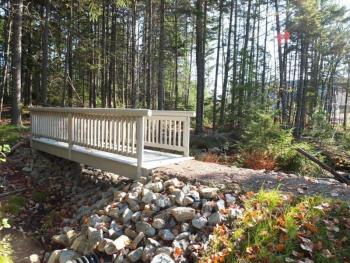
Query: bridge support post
[[183, 116, 190, 157], [136, 116, 145, 177], [68, 113, 72, 160]]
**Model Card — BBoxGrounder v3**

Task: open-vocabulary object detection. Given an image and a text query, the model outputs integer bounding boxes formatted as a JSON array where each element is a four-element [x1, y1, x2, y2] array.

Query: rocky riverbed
[[2, 145, 243, 262], [46, 172, 243, 262]]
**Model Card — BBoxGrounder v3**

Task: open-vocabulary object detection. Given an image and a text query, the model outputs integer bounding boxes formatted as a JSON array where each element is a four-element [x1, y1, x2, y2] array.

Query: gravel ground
[[154, 160, 350, 201]]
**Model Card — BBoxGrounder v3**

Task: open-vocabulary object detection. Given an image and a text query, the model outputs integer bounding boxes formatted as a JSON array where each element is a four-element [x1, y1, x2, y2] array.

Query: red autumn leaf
[[174, 247, 183, 258], [276, 243, 285, 252]]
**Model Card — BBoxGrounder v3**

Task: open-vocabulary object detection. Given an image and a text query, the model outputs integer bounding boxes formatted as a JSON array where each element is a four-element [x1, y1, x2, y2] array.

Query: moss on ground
[[0, 125, 28, 146], [0, 196, 26, 217]]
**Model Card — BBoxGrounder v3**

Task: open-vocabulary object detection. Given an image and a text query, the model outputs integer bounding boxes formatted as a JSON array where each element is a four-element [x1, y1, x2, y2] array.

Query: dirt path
[[154, 160, 350, 201]]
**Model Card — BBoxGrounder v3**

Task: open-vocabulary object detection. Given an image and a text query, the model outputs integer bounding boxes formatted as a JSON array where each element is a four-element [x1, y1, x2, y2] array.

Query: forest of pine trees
[[0, 0, 350, 136]]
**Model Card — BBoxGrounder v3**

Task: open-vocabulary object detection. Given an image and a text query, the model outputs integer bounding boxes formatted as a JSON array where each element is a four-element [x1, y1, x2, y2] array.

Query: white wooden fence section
[[30, 107, 195, 176]]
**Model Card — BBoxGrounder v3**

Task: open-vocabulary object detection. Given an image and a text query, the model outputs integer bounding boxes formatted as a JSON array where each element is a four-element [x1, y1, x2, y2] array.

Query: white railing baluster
[[117, 119, 120, 152]]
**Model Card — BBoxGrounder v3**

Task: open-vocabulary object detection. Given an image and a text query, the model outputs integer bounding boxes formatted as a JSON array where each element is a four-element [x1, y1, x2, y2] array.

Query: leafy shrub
[[238, 112, 294, 170], [334, 130, 350, 152], [0, 145, 10, 163], [238, 112, 324, 176], [309, 109, 335, 140], [242, 151, 277, 170]]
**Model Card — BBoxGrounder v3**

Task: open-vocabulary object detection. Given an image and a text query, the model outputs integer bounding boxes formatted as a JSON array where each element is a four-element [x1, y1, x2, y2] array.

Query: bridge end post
[[183, 116, 190, 157], [136, 116, 145, 177]]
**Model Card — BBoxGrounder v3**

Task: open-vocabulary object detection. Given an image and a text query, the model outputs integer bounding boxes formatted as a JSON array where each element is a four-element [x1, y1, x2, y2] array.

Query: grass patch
[[0, 125, 27, 146], [202, 190, 350, 262], [0, 238, 13, 263], [0, 196, 26, 217], [32, 191, 47, 203]]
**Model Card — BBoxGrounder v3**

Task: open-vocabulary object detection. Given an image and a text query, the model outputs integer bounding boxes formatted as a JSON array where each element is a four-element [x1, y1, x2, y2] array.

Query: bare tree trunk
[[274, 0, 287, 122], [131, 0, 137, 108], [158, 0, 165, 110], [185, 23, 194, 109], [219, 0, 234, 126], [238, 0, 252, 119], [0, 11, 12, 121], [109, 7, 116, 108], [146, 0, 152, 109], [261, 2, 268, 105], [174, 0, 179, 110], [230, 0, 238, 122], [11, 0, 23, 127], [195, 0, 205, 134], [67, 5, 73, 107], [343, 63, 350, 129], [255, 3, 260, 88], [212, 0, 223, 131], [41, 0, 50, 105], [25, 24, 33, 106]]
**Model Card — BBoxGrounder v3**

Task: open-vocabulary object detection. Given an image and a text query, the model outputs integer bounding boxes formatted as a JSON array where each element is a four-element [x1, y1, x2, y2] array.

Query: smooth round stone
[[192, 216, 207, 229], [151, 253, 175, 263], [159, 229, 175, 241], [170, 207, 196, 222], [152, 218, 166, 229], [127, 247, 144, 262], [208, 212, 222, 225], [135, 222, 156, 237], [181, 223, 190, 232]]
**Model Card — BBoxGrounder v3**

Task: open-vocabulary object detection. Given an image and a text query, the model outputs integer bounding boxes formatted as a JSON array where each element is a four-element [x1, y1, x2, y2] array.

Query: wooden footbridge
[[29, 107, 195, 178]]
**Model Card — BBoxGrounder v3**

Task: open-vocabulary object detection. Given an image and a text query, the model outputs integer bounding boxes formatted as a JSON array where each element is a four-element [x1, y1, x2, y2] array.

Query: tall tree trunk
[[294, 39, 308, 138], [185, 23, 194, 109], [109, 7, 117, 108], [230, 0, 238, 122], [174, 0, 179, 110], [158, 0, 165, 110], [212, 0, 223, 131], [41, 0, 51, 105], [11, 0, 23, 127], [25, 23, 33, 106], [101, 3, 106, 107], [124, 17, 130, 106], [0, 11, 12, 121], [131, 0, 137, 108], [288, 46, 298, 125], [146, 0, 152, 109], [67, 5, 73, 107], [195, 0, 205, 134], [344, 63, 350, 129], [261, 2, 268, 105], [274, 0, 287, 122], [238, 0, 252, 119], [255, 3, 260, 88], [219, 0, 234, 126]]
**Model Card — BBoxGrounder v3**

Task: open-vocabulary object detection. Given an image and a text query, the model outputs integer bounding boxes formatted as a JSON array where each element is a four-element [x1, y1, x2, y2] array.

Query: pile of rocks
[[47, 175, 243, 262], [17, 148, 131, 231]]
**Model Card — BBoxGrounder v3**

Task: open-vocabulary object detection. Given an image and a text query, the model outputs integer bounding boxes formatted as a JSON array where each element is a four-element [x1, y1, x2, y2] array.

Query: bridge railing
[[30, 107, 194, 175], [145, 111, 194, 157]]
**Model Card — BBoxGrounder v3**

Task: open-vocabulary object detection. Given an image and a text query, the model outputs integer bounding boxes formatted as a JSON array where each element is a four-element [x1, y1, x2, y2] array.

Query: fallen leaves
[[173, 247, 183, 258], [202, 190, 350, 263], [303, 222, 318, 234]]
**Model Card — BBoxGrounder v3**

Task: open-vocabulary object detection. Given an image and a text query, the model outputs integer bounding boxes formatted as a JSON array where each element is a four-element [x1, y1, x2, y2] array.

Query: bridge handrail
[[29, 107, 195, 176]]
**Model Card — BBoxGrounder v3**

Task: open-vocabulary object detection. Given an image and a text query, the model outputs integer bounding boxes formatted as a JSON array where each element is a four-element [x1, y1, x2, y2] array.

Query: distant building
[[332, 87, 349, 125]]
